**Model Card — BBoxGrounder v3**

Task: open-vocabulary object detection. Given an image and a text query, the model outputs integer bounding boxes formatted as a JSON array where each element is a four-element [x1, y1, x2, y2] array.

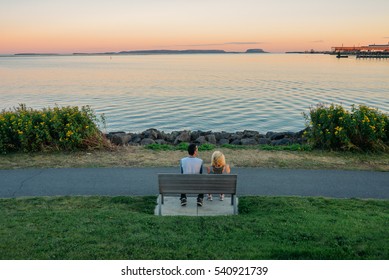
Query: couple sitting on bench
[[180, 143, 231, 207]]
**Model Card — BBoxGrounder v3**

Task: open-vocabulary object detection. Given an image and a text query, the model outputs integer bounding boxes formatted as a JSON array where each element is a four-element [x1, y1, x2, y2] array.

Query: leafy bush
[[0, 104, 108, 153], [304, 104, 389, 151], [350, 105, 389, 150]]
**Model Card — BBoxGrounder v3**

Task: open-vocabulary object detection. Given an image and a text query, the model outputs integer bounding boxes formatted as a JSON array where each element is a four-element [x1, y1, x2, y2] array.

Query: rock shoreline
[[105, 128, 309, 146]]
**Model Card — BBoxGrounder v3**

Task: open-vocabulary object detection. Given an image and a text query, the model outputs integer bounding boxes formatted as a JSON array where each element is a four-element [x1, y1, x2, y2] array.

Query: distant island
[[13, 53, 60, 56], [12, 49, 267, 56], [73, 49, 267, 55]]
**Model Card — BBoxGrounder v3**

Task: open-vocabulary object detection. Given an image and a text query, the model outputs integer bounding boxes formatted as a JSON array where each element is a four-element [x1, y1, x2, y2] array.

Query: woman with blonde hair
[[206, 151, 231, 201]]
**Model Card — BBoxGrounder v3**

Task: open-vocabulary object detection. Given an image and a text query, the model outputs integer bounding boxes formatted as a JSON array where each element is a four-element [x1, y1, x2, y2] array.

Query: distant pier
[[331, 43, 389, 59], [356, 52, 389, 59]]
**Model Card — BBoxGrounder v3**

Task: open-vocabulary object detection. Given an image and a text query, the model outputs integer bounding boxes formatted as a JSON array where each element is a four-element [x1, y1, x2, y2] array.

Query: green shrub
[[144, 143, 173, 151], [349, 105, 388, 151], [175, 142, 189, 151], [0, 104, 107, 153], [198, 143, 216, 151], [220, 144, 251, 150], [260, 144, 313, 151], [304, 104, 389, 151]]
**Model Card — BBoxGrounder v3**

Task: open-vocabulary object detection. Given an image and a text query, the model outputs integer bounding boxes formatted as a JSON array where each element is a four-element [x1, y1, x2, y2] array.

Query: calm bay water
[[1, 54, 388, 133]]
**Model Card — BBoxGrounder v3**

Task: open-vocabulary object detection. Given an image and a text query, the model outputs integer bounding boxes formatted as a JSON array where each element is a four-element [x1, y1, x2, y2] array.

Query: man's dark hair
[[188, 143, 198, 156]]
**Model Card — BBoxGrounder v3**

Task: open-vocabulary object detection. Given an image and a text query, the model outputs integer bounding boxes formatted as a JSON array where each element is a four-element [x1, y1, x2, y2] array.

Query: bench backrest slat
[[158, 174, 237, 194]]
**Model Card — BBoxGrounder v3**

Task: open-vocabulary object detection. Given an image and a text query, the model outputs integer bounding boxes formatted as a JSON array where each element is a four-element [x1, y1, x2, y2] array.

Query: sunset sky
[[1, 0, 388, 54]]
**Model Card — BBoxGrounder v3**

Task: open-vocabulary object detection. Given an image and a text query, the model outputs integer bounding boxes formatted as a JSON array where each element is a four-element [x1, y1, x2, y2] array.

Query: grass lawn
[[1, 146, 389, 171], [1, 196, 388, 260]]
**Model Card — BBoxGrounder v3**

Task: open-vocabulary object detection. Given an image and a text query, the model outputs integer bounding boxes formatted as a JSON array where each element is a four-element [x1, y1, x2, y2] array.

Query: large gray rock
[[141, 138, 156, 145], [241, 138, 258, 145], [194, 136, 207, 145], [219, 138, 230, 145], [220, 131, 231, 139], [174, 131, 191, 145], [243, 130, 259, 138], [191, 131, 201, 141], [205, 134, 217, 144], [214, 132, 222, 141], [108, 132, 132, 145], [155, 139, 167, 145], [258, 138, 271, 145], [230, 139, 241, 145], [165, 132, 176, 143], [159, 131, 169, 141], [201, 131, 213, 136], [230, 133, 242, 141], [270, 132, 296, 140], [271, 138, 293, 146], [266, 131, 274, 138], [130, 134, 142, 144], [143, 128, 159, 140]]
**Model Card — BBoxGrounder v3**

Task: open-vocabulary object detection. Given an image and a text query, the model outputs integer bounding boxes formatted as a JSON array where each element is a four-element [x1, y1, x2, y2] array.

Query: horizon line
[[2, 48, 272, 56]]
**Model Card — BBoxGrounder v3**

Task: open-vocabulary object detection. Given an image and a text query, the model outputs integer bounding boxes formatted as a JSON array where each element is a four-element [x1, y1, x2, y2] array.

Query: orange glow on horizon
[[1, 0, 388, 54]]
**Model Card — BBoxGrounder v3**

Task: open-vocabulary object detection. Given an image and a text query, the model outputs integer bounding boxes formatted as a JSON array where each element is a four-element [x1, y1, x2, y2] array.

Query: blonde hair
[[211, 151, 226, 167]]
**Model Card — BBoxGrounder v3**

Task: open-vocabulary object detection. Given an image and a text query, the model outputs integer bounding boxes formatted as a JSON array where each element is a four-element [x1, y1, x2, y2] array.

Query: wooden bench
[[157, 173, 238, 215]]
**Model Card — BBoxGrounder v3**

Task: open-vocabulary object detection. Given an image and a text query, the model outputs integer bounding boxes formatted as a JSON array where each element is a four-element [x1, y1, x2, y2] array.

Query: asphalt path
[[0, 167, 388, 199]]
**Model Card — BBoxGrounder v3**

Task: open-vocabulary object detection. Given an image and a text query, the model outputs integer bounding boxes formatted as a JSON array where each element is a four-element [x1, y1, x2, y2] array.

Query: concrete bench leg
[[158, 194, 163, 216], [230, 194, 238, 215]]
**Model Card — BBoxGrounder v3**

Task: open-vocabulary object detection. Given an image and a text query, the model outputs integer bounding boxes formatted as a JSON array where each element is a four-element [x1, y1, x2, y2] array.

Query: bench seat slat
[[158, 174, 237, 194]]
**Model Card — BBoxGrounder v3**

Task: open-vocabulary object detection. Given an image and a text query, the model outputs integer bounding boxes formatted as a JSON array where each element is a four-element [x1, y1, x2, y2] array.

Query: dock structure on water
[[356, 52, 389, 59], [331, 43, 389, 58]]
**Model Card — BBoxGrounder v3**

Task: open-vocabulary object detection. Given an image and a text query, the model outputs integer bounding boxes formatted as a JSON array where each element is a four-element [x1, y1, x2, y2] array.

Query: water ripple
[[1, 54, 388, 133]]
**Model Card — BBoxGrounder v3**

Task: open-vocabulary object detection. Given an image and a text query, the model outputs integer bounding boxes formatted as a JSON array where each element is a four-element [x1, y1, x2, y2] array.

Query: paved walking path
[[1, 167, 388, 199]]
